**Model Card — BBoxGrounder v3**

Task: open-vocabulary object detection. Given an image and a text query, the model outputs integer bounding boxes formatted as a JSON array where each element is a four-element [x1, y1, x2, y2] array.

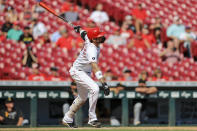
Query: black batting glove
[[74, 26, 81, 33], [102, 82, 110, 96]]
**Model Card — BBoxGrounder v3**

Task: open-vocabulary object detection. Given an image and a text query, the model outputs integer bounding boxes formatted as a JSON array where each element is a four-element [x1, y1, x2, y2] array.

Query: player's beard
[[93, 36, 106, 44]]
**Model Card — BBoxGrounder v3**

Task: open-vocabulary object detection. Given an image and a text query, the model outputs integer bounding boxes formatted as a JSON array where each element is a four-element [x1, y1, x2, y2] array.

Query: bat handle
[[57, 15, 74, 27]]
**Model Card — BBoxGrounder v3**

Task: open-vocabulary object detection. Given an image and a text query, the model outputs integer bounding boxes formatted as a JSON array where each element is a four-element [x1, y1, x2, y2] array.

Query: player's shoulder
[[87, 42, 97, 49], [86, 43, 98, 52]]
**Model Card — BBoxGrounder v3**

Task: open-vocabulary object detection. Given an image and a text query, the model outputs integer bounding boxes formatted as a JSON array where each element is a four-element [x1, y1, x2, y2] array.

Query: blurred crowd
[[0, 0, 197, 81]]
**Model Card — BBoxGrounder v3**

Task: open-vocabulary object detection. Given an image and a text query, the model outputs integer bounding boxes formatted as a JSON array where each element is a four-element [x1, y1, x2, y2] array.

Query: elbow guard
[[80, 30, 87, 41]]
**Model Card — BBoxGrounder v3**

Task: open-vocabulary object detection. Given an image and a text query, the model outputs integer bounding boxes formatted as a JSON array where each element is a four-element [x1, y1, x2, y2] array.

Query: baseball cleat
[[88, 120, 101, 128], [133, 121, 141, 126], [62, 119, 77, 128]]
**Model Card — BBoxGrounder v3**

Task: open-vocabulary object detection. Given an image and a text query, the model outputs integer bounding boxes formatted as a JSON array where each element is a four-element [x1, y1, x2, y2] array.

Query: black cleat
[[88, 120, 101, 128]]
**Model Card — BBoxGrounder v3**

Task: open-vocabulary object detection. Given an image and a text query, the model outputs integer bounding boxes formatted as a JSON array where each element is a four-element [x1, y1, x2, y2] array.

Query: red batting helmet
[[85, 27, 105, 40]]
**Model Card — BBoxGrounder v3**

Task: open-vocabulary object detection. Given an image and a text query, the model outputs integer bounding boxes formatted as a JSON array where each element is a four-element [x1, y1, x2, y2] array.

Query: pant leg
[[133, 102, 142, 124], [69, 68, 100, 122]]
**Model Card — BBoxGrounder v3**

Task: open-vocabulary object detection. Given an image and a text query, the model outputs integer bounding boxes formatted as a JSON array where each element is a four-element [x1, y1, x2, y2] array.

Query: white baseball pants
[[133, 102, 142, 125], [64, 67, 99, 123]]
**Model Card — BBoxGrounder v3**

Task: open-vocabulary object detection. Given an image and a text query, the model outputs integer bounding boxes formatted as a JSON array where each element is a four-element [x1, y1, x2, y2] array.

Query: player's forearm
[[17, 117, 23, 126], [0, 116, 4, 121], [135, 87, 148, 93]]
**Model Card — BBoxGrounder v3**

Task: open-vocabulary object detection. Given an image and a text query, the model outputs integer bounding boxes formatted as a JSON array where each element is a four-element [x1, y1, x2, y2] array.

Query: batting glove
[[102, 82, 110, 96], [74, 26, 81, 33]]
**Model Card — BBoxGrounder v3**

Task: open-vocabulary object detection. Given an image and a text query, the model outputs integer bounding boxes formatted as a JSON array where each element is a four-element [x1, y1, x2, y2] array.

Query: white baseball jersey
[[72, 34, 100, 73]]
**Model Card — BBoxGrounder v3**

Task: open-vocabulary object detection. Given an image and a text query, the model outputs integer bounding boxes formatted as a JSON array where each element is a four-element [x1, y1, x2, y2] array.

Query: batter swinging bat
[[37, 0, 75, 27]]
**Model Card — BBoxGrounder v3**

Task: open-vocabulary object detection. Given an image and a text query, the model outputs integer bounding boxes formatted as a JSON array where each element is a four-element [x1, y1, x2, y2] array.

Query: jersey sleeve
[[86, 46, 98, 63]]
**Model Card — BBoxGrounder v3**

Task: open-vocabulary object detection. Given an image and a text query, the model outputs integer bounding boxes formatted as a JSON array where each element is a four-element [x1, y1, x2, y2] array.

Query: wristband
[[95, 71, 103, 79]]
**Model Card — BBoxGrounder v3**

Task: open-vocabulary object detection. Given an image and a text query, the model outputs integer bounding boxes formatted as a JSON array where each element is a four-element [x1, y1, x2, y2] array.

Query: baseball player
[[62, 26, 110, 128]]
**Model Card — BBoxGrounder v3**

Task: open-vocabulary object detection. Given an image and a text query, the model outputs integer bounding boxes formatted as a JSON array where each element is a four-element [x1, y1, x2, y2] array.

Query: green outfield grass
[[1, 127, 197, 131]]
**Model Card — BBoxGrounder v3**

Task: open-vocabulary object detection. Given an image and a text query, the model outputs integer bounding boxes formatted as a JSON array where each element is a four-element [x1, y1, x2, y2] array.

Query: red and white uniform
[[68, 33, 100, 123]]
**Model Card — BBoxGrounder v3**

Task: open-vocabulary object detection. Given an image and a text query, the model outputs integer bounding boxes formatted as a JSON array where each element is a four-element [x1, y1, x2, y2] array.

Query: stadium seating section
[[0, 0, 197, 80]]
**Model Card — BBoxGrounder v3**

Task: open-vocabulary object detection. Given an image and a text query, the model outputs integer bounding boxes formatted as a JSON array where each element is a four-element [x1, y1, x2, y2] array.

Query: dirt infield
[[1, 127, 197, 131]]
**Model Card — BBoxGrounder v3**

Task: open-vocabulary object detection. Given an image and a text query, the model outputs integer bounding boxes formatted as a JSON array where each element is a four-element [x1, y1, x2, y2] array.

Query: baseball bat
[[38, 1, 75, 27]]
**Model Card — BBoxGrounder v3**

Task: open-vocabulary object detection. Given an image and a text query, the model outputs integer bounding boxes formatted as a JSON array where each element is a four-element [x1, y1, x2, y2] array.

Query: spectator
[[39, 32, 51, 46], [50, 26, 65, 43], [104, 69, 114, 81], [56, 29, 74, 50], [167, 16, 185, 39], [90, 4, 109, 25], [61, 4, 79, 22], [131, 3, 147, 33], [7, 22, 23, 41], [151, 68, 168, 81], [32, 4, 45, 14], [179, 26, 196, 58], [109, 70, 130, 95], [160, 40, 182, 64], [19, 2, 34, 25], [120, 21, 134, 40], [31, 18, 47, 39], [28, 63, 46, 81], [0, 98, 24, 126], [29, 3, 43, 21], [150, 17, 163, 44], [118, 69, 133, 81], [124, 15, 136, 34], [19, 26, 34, 45], [133, 71, 157, 125], [6, 6, 18, 22], [86, 19, 96, 28], [1, 16, 13, 33], [167, 16, 185, 48], [47, 67, 63, 81], [61, 0, 77, 13], [128, 34, 151, 50], [0, 0, 6, 12], [106, 29, 127, 46], [0, 30, 6, 42], [142, 25, 156, 45], [22, 46, 38, 68]]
